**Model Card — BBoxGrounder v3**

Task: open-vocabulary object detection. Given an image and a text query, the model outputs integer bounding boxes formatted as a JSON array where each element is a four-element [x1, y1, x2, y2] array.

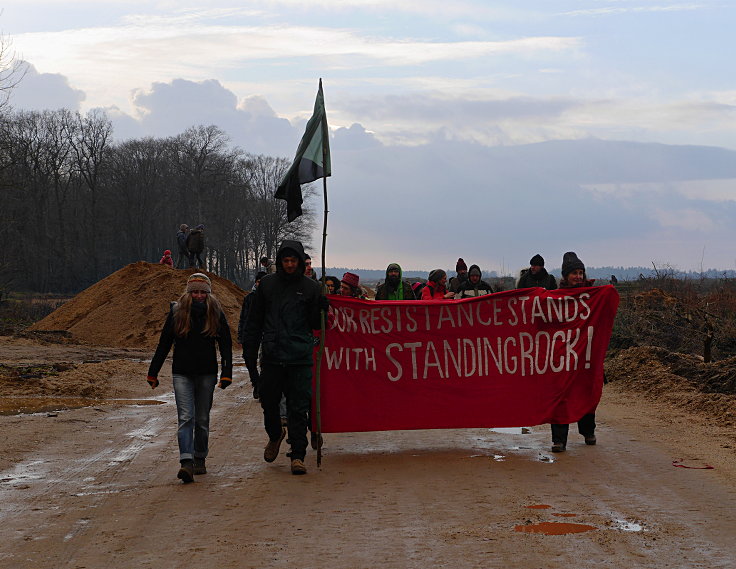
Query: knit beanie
[[456, 258, 468, 272], [428, 269, 446, 283], [341, 272, 360, 289], [530, 254, 544, 267], [186, 272, 212, 293], [164, 249, 171, 256], [561, 252, 585, 277]]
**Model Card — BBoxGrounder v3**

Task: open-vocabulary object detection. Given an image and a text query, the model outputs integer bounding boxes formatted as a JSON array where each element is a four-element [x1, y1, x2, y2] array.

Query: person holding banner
[[244, 240, 324, 475], [456, 264, 494, 298], [324, 275, 341, 295], [517, 254, 558, 290], [551, 251, 598, 453], [340, 272, 365, 299], [422, 269, 456, 300], [448, 258, 468, 293], [374, 262, 416, 300]]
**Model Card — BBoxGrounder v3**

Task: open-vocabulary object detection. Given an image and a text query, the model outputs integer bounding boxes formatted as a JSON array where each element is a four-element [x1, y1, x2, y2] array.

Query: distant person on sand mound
[[176, 224, 192, 268], [550, 251, 598, 454], [186, 224, 206, 269], [147, 272, 233, 483], [159, 249, 174, 268]]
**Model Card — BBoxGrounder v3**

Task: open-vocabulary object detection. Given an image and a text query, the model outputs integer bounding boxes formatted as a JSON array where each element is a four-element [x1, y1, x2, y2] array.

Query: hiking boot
[[264, 427, 286, 462], [584, 434, 597, 446], [291, 458, 307, 475], [177, 461, 195, 483], [551, 442, 566, 453], [310, 431, 324, 450], [252, 383, 260, 400], [193, 458, 207, 475]]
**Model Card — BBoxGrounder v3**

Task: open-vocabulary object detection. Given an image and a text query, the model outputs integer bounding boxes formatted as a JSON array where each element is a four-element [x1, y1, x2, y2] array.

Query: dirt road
[[1, 344, 736, 568]]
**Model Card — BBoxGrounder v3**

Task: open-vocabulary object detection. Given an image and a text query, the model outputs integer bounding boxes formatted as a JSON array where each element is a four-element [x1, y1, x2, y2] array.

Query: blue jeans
[[172, 374, 217, 462]]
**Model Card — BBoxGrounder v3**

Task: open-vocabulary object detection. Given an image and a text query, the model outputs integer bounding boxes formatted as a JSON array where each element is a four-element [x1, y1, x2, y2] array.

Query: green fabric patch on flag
[[276, 80, 331, 222]]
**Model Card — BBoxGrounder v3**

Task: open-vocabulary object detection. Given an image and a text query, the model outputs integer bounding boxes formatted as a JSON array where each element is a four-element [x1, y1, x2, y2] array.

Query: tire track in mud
[[0, 401, 172, 565]]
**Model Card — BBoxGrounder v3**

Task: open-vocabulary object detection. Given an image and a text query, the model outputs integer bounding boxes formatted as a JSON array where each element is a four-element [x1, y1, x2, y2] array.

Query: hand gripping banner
[[314, 286, 619, 433]]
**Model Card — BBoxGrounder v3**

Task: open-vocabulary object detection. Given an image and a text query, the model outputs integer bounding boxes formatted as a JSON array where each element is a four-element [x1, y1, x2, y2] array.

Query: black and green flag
[[275, 79, 331, 222]]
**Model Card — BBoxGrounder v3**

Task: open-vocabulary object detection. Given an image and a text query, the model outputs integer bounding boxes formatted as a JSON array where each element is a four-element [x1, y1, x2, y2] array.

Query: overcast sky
[[3, 1, 736, 273]]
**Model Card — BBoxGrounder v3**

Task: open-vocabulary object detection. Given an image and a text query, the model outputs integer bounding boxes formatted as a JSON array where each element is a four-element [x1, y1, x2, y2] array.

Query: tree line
[[0, 108, 315, 294]]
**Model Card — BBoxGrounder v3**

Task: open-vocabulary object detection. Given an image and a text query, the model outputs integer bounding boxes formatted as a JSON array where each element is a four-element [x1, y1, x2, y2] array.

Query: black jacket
[[244, 240, 322, 366], [517, 268, 557, 290], [148, 302, 232, 379]]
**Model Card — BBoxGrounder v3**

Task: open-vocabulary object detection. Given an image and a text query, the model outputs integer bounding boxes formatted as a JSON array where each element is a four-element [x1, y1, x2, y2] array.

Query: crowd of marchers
[[149, 236, 604, 483]]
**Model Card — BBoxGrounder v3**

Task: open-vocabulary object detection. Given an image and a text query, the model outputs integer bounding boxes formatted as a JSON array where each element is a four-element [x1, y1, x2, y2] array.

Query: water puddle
[[0, 397, 165, 416], [490, 427, 531, 435], [613, 519, 644, 532], [514, 522, 597, 535]]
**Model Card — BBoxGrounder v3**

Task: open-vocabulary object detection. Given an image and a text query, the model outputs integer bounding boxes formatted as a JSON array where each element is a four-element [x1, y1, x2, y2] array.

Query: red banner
[[314, 286, 619, 433]]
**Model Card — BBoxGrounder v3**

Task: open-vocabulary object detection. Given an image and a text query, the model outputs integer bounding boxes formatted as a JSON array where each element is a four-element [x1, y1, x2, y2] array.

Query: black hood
[[276, 240, 306, 275]]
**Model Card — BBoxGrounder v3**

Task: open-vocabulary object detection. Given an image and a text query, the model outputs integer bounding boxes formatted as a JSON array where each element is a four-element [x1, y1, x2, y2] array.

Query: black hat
[[530, 254, 544, 267], [561, 251, 585, 277]]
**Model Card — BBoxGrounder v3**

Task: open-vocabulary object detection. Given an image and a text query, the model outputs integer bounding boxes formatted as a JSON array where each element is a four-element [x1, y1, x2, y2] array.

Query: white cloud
[[7, 61, 85, 111], [651, 208, 715, 231], [561, 3, 710, 17]]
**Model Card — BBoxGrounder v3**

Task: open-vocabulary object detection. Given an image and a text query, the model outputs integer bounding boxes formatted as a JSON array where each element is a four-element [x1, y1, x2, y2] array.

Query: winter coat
[[448, 273, 468, 293], [237, 292, 255, 344], [421, 280, 448, 301], [517, 268, 557, 290], [148, 301, 232, 379], [177, 230, 189, 255], [457, 279, 494, 298], [244, 240, 322, 366], [187, 229, 205, 254]]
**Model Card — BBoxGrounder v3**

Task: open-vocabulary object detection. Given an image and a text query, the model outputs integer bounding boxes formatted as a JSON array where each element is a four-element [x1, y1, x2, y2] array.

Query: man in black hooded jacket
[[244, 240, 323, 475]]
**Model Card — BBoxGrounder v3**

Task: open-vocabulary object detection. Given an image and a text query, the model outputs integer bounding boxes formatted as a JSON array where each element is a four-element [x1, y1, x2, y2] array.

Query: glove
[[218, 377, 232, 389], [319, 295, 330, 311], [146, 376, 159, 389]]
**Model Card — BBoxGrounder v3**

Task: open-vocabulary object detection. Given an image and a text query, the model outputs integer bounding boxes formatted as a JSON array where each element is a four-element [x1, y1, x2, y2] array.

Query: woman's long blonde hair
[[172, 291, 223, 337]]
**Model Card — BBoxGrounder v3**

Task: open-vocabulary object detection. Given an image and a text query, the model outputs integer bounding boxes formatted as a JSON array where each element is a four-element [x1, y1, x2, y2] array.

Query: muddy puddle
[[0, 397, 165, 416], [515, 521, 597, 535]]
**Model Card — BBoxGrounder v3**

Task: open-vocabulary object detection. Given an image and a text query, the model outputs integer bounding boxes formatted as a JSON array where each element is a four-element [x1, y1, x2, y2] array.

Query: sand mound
[[30, 262, 247, 350], [605, 346, 736, 426], [0, 359, 152, 398]]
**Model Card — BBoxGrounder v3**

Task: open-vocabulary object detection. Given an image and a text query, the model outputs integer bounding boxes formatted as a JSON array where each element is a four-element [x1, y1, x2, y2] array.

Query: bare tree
[[0, 33, 26, 111]]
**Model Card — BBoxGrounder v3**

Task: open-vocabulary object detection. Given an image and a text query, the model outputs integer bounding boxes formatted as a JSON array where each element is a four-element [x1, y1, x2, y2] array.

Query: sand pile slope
[[30, 262, 247, 350]]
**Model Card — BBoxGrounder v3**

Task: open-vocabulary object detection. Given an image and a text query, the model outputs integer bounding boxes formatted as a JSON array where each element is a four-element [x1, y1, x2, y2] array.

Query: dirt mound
[[30, 262, 247, 350], [0, 359, 151, 398], [605, 346, 736, 426]]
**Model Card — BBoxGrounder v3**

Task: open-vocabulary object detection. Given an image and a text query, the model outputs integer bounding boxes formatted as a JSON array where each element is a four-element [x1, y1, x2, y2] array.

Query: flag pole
[[315, 174, 328, 467], [314, 78, 327, 467]]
